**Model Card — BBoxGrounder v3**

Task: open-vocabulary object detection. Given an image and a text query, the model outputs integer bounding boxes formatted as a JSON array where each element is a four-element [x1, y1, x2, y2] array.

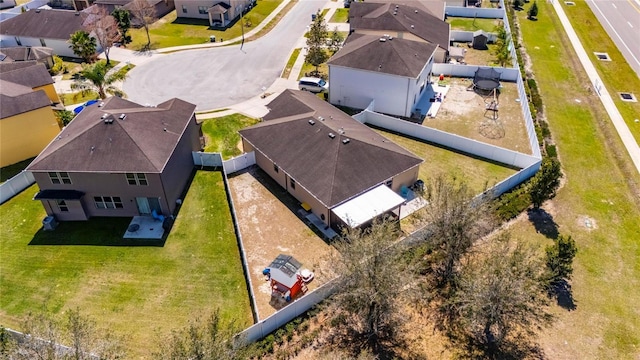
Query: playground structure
[[472, 68, 505, 139]]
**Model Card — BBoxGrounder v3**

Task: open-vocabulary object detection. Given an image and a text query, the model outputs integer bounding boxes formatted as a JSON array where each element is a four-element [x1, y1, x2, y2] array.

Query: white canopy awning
[[332, 184, 405, 228]]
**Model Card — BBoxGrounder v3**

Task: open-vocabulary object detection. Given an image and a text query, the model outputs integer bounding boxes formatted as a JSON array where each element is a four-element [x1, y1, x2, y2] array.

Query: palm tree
[[71, 61, 127, 99]]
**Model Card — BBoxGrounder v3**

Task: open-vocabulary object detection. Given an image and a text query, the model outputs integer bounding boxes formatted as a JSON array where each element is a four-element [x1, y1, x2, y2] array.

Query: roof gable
[[0, 83, 51, 119], [0, 9, 89, 40], [240, 90, 423, 208], [328, 33, 437, 77], [27, 97, 197, 173], [0, 62, 54, 88]]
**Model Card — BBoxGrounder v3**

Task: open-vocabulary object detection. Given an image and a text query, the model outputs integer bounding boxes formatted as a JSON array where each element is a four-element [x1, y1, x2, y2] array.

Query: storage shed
[[473, 30, 489, 50], [263, 254, 307, 302]]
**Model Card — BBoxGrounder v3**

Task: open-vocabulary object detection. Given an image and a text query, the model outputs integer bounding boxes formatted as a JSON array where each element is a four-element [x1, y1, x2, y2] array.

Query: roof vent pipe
[[328, 133, 336, 139], [342, 139, 350, 144]]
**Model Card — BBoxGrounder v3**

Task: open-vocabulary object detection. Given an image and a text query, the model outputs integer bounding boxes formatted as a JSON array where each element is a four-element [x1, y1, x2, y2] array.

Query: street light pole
[[240, 6, 245, 49]]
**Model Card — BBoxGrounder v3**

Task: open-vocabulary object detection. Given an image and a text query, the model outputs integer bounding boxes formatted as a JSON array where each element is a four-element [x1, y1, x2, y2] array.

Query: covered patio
[[331, 184, 406, 229]]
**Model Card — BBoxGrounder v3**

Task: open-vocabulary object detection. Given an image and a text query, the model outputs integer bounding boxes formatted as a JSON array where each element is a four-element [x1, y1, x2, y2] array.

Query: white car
[[298, 77, 329, 93]]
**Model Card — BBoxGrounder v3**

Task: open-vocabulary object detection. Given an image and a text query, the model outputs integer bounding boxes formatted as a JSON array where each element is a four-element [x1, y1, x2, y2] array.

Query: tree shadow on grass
[[550, 279, 577, 311], [29, 217, 166, 247], [448, 329, 548, 360], [527, 208, 559, 239]]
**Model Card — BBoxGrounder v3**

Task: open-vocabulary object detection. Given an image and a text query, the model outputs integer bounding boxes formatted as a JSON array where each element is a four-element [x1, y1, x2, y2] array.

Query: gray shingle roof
[[27, 97, 197, 173], [328, 33, 437, 77], [0, 62, 54, 88], [240, 90, 423, 208], [0, 81, 51, 119], [0, 47, 54, 62], [0, 9, 89, 40], [349, 2, 449, 50]]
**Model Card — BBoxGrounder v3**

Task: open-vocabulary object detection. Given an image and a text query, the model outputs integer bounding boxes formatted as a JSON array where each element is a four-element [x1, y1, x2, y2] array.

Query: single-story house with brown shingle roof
[[328, 33, 438, 117], [26, 96, 202, 221], [0, 9, 99, 58], [348, 1, 450, 62], [0, 46, 54, 68], [175, 0, 253, 27], [239, 90, 423, 230]]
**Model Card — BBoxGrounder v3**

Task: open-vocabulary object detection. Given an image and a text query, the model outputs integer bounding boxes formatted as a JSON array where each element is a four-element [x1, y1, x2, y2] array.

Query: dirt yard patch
[[424, 78, 531, 154], [227, 166, 337, 320]]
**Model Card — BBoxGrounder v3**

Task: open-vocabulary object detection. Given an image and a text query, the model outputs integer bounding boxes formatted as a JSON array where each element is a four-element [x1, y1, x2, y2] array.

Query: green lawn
[[0, 171, 252, 357], [515, 4, 640, 358], [561, 1, 640, 144], [447, 17, 501, 33], [129, 0, 282, 50], [59, 91, 100, 106], [329, 8, 349, 23], [373, 128, 518, 194], [201, 113, 259, 159], [282, 48, 301, 78]]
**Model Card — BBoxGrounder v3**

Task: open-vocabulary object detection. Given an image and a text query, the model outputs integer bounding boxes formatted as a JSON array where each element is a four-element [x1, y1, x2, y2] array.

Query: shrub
[[50, 55, 67, 75], [494, 187, 531, 221], [545, 144, 557, 158]]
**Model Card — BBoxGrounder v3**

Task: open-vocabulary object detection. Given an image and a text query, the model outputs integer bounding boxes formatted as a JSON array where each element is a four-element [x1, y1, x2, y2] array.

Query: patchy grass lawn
[[201, 113, 259, 159], [329, 8, 349, 23], [0, 171, 252, 357], [452, 42, 500, 66], [298, 52, 329, 80], [129, 0, 282, 50], [0, 157, 35, 183], [61, 59, 118, 80], [515, 3, 640, 359], [372, 127, 518, 194], [561, 1, 640, 144], [282, 48, 301, 78], [59, 91, 100, 106], [447, 17, 501, 33]]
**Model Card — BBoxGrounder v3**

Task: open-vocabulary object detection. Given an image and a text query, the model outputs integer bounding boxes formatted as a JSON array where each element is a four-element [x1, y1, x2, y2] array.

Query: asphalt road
[[123, 0, 327, 110], [585, 0, 640, 77]]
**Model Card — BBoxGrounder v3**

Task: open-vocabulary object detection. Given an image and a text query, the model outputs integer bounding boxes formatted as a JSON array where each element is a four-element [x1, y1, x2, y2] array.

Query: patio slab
[[123, 216, 165, 239]]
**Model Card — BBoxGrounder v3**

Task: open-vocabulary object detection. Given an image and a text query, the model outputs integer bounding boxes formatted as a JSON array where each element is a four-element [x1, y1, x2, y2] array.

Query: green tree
[[55, 110, 75, 127], [305, 10, 329, 75], [112, 8, 132, 45], [529, 157, 562, 208], [71, 61, 127, 99], [452, 235, 552, 357], [528, 1, 539, 19], [49, 55, 68, 76], [330, 218, 408, 353], [493, 24, 512, 67], [69, 30, 97, 63], [328, 26, 344, 54], [513, 0, 523, 9], [545, 235, 577, 286]]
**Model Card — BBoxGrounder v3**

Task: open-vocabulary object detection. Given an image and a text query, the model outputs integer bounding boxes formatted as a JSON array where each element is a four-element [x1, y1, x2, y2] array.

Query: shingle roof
[[328, 33, 437, 77], [27, 97, 197, 173], [0, 9, 89, 40], [362, 0, 445, 19], [240, 90, 423, 208], [348, 2, 449, 50], [0, 81, 51, 119], [0, 62, 54, 88], [0, 47, 54, 62]]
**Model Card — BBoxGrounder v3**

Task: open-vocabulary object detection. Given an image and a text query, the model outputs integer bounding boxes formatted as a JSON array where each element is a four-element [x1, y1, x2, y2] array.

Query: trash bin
[[311, 13, 316, 21], [42, 216, 58, 231], [209, 35, 216, 42]]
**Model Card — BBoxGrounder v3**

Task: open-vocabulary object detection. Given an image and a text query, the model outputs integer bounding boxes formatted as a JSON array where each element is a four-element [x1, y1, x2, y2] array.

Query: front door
[[136, 197, 161, 215]]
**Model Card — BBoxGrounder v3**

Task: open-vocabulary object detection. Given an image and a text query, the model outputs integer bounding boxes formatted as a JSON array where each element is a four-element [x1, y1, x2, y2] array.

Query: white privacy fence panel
[[432, 64, 519, 80], [192, 151, 223, 167], [0, 171, 35, 205], [445, 6, 505, 18], [237, 279, 338, 345], [223, 152, 256, 174], [450, 30, 497, 43]]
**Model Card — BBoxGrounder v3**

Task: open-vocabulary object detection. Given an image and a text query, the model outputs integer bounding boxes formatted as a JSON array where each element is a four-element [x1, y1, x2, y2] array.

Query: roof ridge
[[115, 116, 163, 172]]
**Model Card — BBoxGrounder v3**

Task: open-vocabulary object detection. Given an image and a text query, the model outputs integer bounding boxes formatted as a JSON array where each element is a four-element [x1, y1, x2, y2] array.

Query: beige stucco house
[[175, 0, 253, 27]]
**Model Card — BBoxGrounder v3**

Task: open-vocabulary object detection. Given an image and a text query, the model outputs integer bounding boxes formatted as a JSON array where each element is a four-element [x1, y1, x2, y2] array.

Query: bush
[[545, 144, 557, 158], [50, 55, 67, 75], [494, 187, 531, 221]]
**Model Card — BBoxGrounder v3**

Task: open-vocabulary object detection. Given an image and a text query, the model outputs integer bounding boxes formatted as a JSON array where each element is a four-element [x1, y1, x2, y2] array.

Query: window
[[182, 4, 187, 13], [56, 200, 69, 212], [385, 179, 393, 187], [290, 178, 296, 190], [273, 163, 279, 173], [39, 38, 46, 47], [94, 196, 123, 209], [126, 173, 148, 185], [198, 5, 207, 14], [48, 172, 71, 184]]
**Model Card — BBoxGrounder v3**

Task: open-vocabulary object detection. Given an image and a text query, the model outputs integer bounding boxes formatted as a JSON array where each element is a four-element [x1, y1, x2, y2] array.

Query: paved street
[[585, 0, 640, 77], [122, 0, 327, 111]]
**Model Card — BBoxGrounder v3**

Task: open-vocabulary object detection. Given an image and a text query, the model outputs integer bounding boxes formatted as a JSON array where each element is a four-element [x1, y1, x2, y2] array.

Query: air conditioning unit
[[42, 216, 58, 231]]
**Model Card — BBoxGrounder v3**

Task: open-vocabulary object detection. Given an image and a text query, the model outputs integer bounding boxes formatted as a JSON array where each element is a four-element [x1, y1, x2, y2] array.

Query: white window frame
[[198, 5, 207, 14], [94, 196, 123, 209], [126, 173, 148, 186], [56, 200, 69, 212], [48, 172, 72, 184]]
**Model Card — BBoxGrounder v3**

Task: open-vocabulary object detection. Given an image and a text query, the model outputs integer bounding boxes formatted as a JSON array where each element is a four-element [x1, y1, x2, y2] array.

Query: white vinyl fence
[[445, 5, 505, 18], [432, 63, 519, 80], [0, 171, 35, 205], [450, 30, 498, 43], [223, 152, 256, 174]]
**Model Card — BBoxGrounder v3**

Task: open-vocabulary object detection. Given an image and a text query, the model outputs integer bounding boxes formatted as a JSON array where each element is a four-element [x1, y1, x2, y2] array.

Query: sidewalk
[[552, 0, 640, 174]]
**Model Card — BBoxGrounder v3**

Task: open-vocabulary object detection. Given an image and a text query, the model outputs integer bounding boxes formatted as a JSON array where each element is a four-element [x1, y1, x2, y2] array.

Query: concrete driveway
[[122, 0, 327, 111]]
